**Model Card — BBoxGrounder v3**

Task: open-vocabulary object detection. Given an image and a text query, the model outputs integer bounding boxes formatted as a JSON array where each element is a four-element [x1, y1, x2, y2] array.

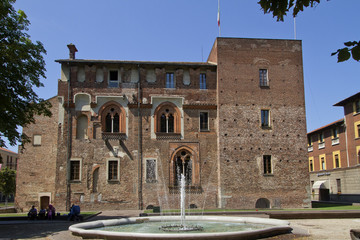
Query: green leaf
[[351, 45, 360, 61], [337, 48, 351, 62], [344, 41, 356, 47]]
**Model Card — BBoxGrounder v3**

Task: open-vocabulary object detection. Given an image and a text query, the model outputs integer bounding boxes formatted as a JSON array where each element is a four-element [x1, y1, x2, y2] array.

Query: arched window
[[169, 145, 200, 191], [174, 150, 192, 186], [76, 115, 88, 139], [99, 102, 126, 140], [154, 102, 181, 135]]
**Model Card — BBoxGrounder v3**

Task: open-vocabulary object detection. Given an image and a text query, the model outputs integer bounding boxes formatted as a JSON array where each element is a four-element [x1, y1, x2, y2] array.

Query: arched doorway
[[255, 198, 270, 208]]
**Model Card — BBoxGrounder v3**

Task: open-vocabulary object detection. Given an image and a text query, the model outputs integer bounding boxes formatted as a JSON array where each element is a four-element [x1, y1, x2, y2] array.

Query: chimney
[[67, 44, 78, 60]]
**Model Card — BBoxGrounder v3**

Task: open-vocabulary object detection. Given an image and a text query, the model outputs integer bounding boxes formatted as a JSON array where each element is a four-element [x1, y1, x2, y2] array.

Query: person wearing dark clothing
[[27, 206, 37, 220]]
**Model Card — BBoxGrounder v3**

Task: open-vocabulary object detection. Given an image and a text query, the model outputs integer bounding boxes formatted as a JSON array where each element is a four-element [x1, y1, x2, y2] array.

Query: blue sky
[[7, 0, 360, 152]]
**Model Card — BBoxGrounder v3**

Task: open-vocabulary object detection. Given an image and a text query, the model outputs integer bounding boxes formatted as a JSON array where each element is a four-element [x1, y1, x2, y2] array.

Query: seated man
[[27, 205, 37, 220], [68, 204, 81, 221]]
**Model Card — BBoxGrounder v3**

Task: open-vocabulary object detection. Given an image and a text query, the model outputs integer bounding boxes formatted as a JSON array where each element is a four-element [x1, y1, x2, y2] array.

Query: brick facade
[[308, 92, 360, 203], [15, 38, 310, 211]]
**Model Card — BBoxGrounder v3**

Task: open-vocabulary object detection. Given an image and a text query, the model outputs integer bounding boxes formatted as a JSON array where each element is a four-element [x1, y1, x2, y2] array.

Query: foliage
[[0, 167, 16, 204], [258, 0, 360, 63], [0, 0, 52, 148]]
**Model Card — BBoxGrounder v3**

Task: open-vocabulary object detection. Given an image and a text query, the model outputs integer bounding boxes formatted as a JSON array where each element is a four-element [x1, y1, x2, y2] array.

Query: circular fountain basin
[[69, 215, 292, 240]]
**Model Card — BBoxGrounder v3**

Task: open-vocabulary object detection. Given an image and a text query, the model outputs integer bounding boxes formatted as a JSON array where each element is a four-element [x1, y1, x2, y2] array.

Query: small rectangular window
[[308, 135, 312, 146], [319, 132, 324, 143], [355, 100, 360, 113], [309, 160, 314, 172], [334, 154, 340, 168], [200, 73, 206, 89], [336, 178, 341, 194], [321, 157, 326, 170], [109, 70, 119, 88], [200, 112, 209, 132], [332, 128, 338, 138], [259, 69, 268, 87], [261, 110, 270, 128], [166, 72, 175, 88], [357, 124, 360, 139], [70, 160, 80, 181], [263, 155, 272, 174], [146, 159, 157, 183], [108, 160, 118, 181]]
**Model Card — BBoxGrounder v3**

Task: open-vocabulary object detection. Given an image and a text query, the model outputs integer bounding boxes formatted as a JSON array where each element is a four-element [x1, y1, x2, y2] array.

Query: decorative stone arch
[[76, 114, 89, 139], [255, 198, 271, 209], [99, 101, 126, 133], [169, 146, 200, 187], [154, 102, 181, 133]]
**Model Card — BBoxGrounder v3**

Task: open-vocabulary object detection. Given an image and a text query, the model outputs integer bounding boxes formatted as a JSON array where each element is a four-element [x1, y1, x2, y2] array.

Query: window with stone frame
[[309, 159, 314, 172], [263, 155, 272, 174], [336, 178, 342, 194], [166, 72, 175, 88], [199, 73, 206, 89], [146, 159, 157, 183], [261, 109, 270, 128], [154, 102, 181, 135], [259, 69, 269, 87], [100, 102, 126, 137], [199, 112, 209, 132], [107, 160, 119, 181], [70, 160, 81, 181], [334, 154, 340, 168], [108, 70, 119, 88]]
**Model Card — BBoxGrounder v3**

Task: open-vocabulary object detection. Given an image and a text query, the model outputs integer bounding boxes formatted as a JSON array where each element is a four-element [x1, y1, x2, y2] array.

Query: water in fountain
[[159, 173, 203, 232]]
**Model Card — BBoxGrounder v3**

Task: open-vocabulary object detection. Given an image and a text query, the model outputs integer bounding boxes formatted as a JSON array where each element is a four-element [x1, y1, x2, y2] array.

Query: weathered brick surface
[[15, 38, 309, 211]]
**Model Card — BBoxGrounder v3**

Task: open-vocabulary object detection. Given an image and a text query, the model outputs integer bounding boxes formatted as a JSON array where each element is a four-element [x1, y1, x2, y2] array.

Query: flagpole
[[217, 0, 221, 37], [294, 17, 296, 40]]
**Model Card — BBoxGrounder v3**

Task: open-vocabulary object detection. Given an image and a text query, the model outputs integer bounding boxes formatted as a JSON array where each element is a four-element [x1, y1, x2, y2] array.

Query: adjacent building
[[308, 92, 360, 203], [0, 147, 18, 202], [15, 37, 310, 211]]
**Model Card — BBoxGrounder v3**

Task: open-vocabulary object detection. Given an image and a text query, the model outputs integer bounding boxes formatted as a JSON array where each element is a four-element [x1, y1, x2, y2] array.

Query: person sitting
[[27, 205, 37, 220], [68, 204, 81, 221], [47, 204, 56, 220], [38, 208, 46, 220]]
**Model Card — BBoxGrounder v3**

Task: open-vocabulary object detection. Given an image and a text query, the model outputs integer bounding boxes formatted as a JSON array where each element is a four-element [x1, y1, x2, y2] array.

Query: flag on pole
[[217, 0, 221, 36], [217, 0, 220, 27]]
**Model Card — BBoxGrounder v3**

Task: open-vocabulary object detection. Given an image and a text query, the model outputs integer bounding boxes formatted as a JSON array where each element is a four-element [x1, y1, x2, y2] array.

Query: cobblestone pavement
[[0, 210, 359, 240]]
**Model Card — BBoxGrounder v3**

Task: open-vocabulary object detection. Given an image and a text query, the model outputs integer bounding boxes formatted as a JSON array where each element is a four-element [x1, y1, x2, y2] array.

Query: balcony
[[318, 142, 325, 149], [155, 132, 181, 140], [102, 132, 126, 141], [332, 138, 340, 146]]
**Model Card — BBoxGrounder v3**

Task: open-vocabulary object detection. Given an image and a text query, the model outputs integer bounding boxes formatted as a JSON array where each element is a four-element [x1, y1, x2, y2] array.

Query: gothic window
[[154, 102, 180, 135], [100, 102, 125, 134], [174, 150, 192, 186]]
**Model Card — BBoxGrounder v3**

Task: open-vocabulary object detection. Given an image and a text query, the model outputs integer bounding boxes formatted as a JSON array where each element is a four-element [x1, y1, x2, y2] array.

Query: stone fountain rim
[[69, 215, 292, 240]]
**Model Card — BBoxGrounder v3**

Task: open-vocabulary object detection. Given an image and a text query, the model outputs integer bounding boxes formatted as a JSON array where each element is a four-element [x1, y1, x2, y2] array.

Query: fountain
[[69, 174, 292, 239]]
